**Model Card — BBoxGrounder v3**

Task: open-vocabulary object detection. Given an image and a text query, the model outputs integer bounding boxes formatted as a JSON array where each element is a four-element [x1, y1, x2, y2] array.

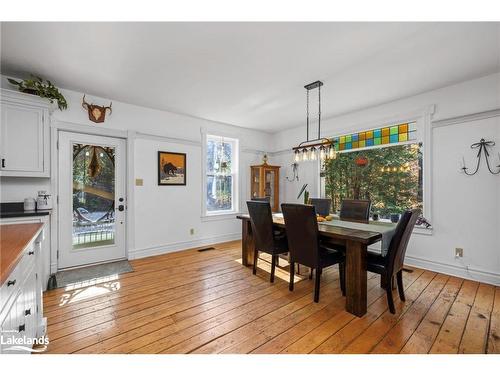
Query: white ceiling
[[1, 22, 499, 133]]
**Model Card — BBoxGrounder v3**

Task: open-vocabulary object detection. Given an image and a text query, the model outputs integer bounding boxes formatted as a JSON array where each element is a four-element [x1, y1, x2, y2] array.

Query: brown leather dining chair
[[339, 199, 371, 223], [281, 203, 345, 302], [308, 198, 331, 217], [246, 201, 288, 283], [367, 209, 420, 313]]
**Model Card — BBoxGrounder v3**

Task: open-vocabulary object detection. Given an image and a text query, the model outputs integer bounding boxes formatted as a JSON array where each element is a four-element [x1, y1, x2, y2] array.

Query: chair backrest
[[309, 198, 331, 217], [386, 209, 421, 274], [247, 200, 274, 253], [339, 199, 371, 223], [281, 203, 320, 267], [251, 196, 271, 203]]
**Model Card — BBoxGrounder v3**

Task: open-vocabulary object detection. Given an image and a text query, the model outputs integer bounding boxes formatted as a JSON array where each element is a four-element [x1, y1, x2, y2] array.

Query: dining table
[[236, 213, 397, 317]]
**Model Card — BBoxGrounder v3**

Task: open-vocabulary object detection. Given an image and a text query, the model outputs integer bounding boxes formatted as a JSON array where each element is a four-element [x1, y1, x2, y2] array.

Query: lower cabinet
[[0, 230, 45, 354]]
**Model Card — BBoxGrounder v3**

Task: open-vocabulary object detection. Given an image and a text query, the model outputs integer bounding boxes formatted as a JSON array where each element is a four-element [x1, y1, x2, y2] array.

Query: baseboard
[[128, 232, 242, 260], [405, 255, 500, 286]]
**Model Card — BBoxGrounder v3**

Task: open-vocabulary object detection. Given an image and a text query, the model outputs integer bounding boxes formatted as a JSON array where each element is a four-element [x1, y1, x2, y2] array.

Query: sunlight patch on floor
[[58, 274, 120, 306]]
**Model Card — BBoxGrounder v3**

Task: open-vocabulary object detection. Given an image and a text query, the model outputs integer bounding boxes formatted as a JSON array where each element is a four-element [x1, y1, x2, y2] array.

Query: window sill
[[413, 225, 433, 236], [201, 212, 241, 222]]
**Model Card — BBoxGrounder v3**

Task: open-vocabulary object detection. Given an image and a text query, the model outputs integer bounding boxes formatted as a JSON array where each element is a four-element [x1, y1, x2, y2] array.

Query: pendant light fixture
[[292, 80, 336, 162]]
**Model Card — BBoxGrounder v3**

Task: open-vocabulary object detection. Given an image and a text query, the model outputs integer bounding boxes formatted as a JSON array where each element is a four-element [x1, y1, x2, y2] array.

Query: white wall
[[2, 72, 499, 285], [272, 72, 500, 285], [0, 75, 271, 265]]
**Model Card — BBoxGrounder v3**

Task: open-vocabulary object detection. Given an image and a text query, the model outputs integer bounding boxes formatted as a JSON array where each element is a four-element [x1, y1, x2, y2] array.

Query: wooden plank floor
[[41, 240, 500, 354]]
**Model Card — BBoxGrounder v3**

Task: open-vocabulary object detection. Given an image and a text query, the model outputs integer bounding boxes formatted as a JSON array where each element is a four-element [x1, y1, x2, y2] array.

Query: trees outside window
[[323, 143, 422, 219], [205, 135, 239, 214]]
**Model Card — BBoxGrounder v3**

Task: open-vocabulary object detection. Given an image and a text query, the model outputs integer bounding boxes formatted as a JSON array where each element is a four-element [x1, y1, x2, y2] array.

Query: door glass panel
[[72, 144, 115, 249]]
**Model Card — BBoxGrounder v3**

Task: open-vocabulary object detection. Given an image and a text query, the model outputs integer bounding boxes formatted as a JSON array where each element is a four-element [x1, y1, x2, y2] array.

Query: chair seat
[[319, 246, 345, 267], [270, 234, 289, 254], [320, 239, 345, 253], [367, 250, 386, 274], [273, 228, 286, 239]]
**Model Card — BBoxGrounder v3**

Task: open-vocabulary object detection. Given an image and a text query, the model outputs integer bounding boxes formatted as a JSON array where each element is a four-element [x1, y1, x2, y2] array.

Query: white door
[[58, 131, 127, 269]]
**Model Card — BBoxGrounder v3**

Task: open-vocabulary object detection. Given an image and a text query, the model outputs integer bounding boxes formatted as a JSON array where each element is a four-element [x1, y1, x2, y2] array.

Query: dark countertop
[[0, 202, 52, 219]]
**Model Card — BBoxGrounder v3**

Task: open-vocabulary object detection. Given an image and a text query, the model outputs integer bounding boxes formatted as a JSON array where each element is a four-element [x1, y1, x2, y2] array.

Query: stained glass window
[[333, 122, 417, 151]]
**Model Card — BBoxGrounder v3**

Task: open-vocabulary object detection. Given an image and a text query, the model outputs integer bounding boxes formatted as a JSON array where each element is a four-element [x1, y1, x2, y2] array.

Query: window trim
[[201, 130, 240, 218], [319, 106, 434, 232]]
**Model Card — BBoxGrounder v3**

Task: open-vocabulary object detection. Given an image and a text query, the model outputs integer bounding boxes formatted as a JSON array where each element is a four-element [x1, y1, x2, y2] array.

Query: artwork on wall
[[158, 151, 187, 185]]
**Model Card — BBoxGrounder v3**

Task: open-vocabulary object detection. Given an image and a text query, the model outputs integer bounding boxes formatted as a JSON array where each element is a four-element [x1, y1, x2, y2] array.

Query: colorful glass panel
[[330, 122, 417, 152]]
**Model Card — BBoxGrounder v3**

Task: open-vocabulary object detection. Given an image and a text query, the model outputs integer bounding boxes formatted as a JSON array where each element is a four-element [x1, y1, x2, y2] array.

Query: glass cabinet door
[[264, 169, 275, 205]]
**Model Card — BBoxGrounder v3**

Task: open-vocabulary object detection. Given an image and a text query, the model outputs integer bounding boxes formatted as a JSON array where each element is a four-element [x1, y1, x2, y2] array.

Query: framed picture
[[158, 151, 187, 186]]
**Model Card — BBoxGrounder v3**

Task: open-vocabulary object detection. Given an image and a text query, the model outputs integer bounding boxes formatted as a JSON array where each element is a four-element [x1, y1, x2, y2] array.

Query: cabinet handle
[[7, 279, 16, 287], [25, 308, 32, 316], [18, 324, 25, 333], [28, 251, 35, 255], [1, 158, 5, 168]]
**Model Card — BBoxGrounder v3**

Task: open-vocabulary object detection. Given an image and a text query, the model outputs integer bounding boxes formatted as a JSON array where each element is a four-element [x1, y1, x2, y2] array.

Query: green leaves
[[324, 144, 422, 217], [7, 74, 68, 110]]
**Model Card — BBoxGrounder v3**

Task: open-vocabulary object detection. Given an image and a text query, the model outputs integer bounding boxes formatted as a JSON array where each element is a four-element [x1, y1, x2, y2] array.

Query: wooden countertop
[[0, 223, 43, 285]]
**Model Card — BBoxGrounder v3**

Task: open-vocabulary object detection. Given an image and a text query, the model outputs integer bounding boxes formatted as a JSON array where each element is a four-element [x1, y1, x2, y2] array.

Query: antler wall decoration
[[461, 138, 500, 175], [82, 94, 112, 123]]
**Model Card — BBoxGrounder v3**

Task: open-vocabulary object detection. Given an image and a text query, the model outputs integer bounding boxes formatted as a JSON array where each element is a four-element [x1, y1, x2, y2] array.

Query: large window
[[205, 134, 239, 215], [322, 122, 423, 220]]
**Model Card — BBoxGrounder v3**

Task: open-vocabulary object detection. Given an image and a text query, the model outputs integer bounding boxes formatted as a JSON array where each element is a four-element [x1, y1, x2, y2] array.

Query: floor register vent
[[197, 247, 216, 252]]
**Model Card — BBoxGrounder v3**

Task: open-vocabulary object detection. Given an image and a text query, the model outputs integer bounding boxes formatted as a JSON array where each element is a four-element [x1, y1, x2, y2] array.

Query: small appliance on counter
[[24, 197, 36, 211], [37, 190, 52, 210]]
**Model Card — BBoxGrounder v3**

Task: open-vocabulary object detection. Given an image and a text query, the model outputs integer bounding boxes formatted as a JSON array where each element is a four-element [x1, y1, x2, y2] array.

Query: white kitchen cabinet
[[0, 89, 52, 177], [0, 225, 46, 354]]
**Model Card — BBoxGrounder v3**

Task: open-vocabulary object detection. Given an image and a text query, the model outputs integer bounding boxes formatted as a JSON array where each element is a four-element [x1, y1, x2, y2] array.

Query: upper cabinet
[[0, 89, 52, 177]]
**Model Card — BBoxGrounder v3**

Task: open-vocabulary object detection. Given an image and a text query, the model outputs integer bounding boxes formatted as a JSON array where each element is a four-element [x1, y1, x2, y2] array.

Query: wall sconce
[[461, 138, 500, 176], [285, 162, 299, 182]]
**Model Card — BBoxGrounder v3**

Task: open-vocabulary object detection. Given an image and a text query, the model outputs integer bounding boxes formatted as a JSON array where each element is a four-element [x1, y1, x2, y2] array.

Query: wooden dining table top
[[236, 214, 383, 245]]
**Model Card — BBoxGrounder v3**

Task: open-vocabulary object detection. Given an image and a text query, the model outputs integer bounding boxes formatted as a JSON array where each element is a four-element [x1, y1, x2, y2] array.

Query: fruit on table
[[325, 215, 333, 221], [317, 216, 326, 222]]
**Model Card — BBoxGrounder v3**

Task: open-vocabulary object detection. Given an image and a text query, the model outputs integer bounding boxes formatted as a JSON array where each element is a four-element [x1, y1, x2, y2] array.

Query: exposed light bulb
[[319, 146, 326, 161], [302, 149, 309, 161], [380, 167, 385, 173], [310, 147, 317, 161], [294, 150, 300, 162]]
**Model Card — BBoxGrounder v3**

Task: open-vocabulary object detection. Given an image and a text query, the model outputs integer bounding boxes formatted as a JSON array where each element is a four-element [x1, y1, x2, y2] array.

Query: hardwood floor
[[41, 240, 500, 354]]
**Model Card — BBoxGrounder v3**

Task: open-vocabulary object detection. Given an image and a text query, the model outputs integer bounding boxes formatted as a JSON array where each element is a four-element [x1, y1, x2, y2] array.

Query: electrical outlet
[[455, 248, 464, 258], [190, 228, 195, 235]]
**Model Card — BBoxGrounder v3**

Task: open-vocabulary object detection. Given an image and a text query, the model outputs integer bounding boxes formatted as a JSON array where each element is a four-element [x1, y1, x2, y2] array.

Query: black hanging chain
[[306, 88, 310, 142], [318, 84, 321, 140], [462, 138, 500, 175]]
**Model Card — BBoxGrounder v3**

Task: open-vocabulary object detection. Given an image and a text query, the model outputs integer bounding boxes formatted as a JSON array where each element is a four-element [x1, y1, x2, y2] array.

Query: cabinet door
[[0, 102, 45, 174], [23, 269, 37, 340], [0, 307, 13, 354]]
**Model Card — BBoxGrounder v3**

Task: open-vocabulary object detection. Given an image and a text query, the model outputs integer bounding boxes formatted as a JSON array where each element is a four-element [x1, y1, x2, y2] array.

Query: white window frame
[[201, 131, 240, 219], [319, 105, 434, 234]]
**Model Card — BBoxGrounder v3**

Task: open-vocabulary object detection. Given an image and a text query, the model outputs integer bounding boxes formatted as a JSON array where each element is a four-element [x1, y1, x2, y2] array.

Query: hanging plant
[[8, 75, 68, 110]]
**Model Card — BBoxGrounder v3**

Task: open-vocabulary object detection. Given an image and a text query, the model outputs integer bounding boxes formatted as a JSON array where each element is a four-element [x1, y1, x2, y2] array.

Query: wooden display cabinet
[[250, 163, 280, 212]]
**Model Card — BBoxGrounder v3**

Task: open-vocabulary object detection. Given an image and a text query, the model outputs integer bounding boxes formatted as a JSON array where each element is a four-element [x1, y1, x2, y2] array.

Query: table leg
[[241, 220, 255, 267], [345, 240, 367, 317]]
